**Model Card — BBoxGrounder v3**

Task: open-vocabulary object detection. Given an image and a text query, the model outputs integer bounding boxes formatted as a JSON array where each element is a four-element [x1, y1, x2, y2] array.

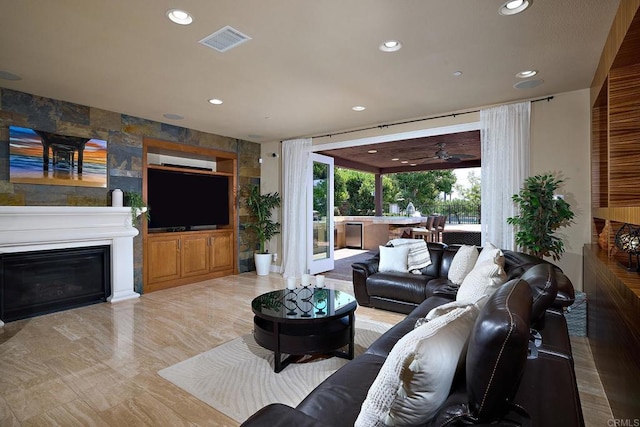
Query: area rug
[[565, 291, 587, 337], [158, 318, 391, 423], [324, 248, 377, 281]]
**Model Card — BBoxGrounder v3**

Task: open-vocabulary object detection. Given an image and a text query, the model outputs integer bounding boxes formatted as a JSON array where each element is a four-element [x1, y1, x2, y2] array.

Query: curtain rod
[[309, 95, 554, 140]]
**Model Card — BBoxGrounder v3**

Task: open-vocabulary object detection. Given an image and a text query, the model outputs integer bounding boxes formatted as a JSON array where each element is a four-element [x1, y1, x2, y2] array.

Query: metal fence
[[386, 200, 481, 224], [426, 200, 481, 224]]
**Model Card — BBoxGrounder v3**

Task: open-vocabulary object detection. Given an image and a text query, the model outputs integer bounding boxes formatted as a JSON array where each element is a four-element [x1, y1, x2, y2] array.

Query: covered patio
[[316, 129, 482, 252], [317, 129, 481, 216]]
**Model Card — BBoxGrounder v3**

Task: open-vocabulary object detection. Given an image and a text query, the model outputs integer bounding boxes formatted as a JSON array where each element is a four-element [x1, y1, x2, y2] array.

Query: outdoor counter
[[336, 216, 425, 225], [334, 216, 423, 250]]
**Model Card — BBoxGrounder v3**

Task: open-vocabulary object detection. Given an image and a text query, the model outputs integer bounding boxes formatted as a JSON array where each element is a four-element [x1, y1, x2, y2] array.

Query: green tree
[[333, 167, 457, 216], [312, 162, 329, 215], [334, 167, 348, 214], [458, 171, 481, 205], [435, 170, 457, 200], [381, 175, 398, 211], [345, 174, 374, 215], [393, 170, 456, 214], [335, 167, 400, 215]]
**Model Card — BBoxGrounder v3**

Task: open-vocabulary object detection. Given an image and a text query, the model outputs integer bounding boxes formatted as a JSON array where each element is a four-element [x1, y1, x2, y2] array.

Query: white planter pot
[[254, 253, 272, 276]]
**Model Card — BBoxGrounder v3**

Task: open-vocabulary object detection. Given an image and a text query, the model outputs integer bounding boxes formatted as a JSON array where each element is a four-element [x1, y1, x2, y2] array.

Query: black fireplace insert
[[0, 245, 110, 322]]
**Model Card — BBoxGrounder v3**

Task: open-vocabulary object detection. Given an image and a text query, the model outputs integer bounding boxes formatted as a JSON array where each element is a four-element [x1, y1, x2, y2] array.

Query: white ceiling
[[0, 0, 620, 143]]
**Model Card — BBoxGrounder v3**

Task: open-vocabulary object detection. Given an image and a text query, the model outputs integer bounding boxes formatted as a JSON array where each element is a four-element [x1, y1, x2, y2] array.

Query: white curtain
[[282, 138, 311, 278], [480, 101, 530, 250]]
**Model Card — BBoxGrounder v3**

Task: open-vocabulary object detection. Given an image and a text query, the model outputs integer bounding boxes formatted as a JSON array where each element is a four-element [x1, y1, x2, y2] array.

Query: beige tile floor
[[0, 273, 611, 426]]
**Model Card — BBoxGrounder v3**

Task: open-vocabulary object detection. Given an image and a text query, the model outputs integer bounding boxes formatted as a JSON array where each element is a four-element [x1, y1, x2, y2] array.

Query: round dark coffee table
[[251, 287, 357, 373]]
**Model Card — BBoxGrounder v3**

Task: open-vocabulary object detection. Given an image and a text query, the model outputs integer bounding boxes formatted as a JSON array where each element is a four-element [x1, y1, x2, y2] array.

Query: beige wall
[[313, 113, 481, 146], [263, 89, 592, 289], [260, 140, 283, 267], [530, 89, 591, 290]]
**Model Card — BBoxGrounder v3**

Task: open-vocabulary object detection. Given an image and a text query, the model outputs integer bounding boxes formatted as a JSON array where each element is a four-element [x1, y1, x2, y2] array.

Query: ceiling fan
[[412, 143, 475, 163]]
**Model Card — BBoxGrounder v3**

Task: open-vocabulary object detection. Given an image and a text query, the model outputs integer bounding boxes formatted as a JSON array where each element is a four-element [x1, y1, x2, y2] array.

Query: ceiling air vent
[[199, 26, 252, 53]]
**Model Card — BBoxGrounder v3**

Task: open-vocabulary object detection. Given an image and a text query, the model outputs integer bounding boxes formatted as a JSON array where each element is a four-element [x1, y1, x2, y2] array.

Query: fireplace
[[0, 206, 140, 326], [1, 245, 111, 322]]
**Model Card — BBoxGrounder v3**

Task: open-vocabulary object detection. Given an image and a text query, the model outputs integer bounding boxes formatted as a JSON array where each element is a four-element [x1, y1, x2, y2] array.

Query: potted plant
[[244, 184, 281, 276], [124, 191, 149, 226], [507, 172, 575, 261]]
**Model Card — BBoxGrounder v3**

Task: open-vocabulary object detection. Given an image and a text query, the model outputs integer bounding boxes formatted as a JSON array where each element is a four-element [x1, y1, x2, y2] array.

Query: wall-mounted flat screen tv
[[147, 168, 230, 231]]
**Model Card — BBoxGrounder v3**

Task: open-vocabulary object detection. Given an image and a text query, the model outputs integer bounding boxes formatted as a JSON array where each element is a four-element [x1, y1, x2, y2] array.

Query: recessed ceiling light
[[208, 98, 223, 105], [401, 160, 409, 164], [163, 113, 184, 120], [516, 70, 538, 78], [506, 0, 524, 9], [513, 79, 544, 89], [499, 0, 532, 15], [379, 40, 402, 52], [391, 158, 399, 161], [410, 163, 417, 166], [453, 71, 463, 77], [367, 149, 378, 154], [167, 9, 193, 25], [0, 70, 22, 81], [352, 105, 366, 111]]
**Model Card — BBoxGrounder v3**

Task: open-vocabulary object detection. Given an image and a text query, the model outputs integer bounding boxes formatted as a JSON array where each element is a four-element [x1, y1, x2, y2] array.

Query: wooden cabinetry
[[586, 2, 640, 422], [145, 230, 235, 292], [146, 234, 182, 284], [209, 231, 234, 272], [589, 4, 640, 261], [182, 233, 210, 278], [142, 138, 238, 293], [590, 2, 640, 233], [583, 245, 640, 420]]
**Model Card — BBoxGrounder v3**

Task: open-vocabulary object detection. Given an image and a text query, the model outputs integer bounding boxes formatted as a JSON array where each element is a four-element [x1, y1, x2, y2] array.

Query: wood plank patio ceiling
[[317, 130, 481, 174]]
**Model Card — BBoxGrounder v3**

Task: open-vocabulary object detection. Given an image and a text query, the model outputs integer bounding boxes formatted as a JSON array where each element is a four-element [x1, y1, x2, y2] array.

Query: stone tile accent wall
[[237, 140, 262, 273], [0, 88, 261, 291]]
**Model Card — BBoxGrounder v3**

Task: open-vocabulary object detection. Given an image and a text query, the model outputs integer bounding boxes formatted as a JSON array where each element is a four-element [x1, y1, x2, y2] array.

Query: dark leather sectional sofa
[[241, 243, 584, 426], [352, 242, 576, 315]]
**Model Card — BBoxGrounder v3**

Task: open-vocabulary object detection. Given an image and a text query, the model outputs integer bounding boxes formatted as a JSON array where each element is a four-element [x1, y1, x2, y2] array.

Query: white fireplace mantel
[[0, 206, 141, 326]]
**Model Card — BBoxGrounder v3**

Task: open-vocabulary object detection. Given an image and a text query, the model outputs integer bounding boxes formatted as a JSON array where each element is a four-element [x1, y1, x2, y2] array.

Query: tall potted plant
[[244, 184, 281, 275], [507, 172, 575, 261]]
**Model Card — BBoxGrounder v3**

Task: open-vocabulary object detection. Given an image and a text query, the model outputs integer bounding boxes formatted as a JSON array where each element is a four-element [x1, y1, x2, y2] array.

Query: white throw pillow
[[388, 238, 432, 272], [456, 260, 507, 304], [447, 245, 478, 285], [475, 242, 505, 268], [355, 304, 479, 427], [378, 245, 410, 273], [414, 300, 481, 329], [424, 300, 480, 322]]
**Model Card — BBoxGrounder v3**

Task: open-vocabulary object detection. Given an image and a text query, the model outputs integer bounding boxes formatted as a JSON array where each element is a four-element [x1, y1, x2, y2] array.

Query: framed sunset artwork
[[9, 126, 107, 188]]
